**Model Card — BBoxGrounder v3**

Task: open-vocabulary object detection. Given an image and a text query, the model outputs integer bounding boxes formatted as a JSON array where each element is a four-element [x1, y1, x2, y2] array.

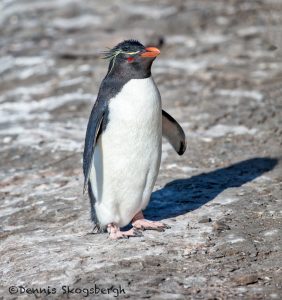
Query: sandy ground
[[0, 0, 282, 299]]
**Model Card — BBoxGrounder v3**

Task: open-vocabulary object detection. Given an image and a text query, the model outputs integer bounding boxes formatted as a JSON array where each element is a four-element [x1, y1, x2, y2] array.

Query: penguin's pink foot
[[132, 211, 171, 232], [107, 223, 143, 240]]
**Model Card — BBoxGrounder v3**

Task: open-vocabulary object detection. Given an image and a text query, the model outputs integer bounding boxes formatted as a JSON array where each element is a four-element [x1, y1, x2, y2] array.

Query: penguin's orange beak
[[140, 47, 160, 58]]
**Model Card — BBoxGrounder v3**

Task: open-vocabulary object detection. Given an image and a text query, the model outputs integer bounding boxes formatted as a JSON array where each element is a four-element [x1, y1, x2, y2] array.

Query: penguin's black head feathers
[[102, 40, 160, 78], [102, 40, 145, 60]]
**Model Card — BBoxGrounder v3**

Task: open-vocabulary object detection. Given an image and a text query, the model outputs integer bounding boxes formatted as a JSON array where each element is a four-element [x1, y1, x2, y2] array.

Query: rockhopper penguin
[[83, 40, 186, 239]]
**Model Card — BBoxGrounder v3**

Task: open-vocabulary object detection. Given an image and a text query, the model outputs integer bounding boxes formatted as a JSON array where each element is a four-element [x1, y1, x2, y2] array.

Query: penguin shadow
[[145, 157, 278, 221]]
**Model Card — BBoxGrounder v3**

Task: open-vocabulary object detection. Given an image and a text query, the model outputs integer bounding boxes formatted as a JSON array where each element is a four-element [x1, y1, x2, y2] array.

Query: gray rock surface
[[0, 0, 281, 299]]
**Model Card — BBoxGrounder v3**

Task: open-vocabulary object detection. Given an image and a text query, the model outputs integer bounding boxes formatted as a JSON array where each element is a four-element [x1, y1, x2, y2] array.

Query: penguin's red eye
[[127, 57, 134, 63]]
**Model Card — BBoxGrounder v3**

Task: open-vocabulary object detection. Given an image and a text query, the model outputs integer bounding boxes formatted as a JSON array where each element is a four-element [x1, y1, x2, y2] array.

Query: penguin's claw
[[132, 211, 171, 232], [107, 224, 143, 240], [132, 219, 171, 232]]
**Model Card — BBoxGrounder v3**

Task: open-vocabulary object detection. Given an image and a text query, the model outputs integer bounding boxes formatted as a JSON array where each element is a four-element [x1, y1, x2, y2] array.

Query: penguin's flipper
[[83, 100, 105, 194], [162, 110, 187, 155]]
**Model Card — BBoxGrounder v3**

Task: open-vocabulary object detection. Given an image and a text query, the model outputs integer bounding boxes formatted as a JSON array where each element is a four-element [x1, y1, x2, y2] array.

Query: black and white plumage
[[83, 40, 186, 236]]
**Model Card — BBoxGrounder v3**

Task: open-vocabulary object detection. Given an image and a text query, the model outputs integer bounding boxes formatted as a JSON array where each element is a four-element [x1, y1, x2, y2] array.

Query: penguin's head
[[103, 40, 160, 77]]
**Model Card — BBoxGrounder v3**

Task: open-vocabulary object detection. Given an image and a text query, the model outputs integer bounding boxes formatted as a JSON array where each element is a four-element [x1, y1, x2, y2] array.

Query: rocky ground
[[0, 0, 282, 299]]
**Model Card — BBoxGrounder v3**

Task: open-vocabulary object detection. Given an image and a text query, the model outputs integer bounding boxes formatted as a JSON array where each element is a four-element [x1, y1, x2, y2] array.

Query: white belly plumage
[[89, 77, 162, 228]]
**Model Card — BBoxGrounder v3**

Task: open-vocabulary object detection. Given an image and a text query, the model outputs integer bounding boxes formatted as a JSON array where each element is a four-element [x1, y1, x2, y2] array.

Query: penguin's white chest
[[91, 77, 162, 227], [108, 76, 161, 124]]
